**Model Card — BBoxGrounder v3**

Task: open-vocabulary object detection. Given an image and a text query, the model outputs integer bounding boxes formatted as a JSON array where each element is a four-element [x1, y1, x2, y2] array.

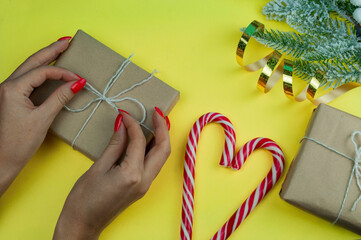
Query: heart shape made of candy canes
[[180, 112, 285, 240]]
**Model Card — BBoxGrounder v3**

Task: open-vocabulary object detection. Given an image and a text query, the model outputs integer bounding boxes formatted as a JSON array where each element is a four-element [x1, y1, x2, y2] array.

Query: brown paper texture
[[280, 104, 361, 235], [31, 30, 180, 161]]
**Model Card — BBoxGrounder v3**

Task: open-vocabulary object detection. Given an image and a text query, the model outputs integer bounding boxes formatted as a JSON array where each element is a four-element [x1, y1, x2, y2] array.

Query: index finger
[[7, 37, 71, 80], [15, 65, 79, 97]]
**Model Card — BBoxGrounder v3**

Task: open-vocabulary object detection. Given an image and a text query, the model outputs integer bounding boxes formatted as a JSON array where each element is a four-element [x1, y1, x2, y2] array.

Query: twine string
[[301, 131, 361, 224], [64, 54, 156, 147]]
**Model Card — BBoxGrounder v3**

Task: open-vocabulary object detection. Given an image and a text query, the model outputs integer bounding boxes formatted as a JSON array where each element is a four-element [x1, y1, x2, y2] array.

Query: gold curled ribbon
[[236, 20, 361, 105]]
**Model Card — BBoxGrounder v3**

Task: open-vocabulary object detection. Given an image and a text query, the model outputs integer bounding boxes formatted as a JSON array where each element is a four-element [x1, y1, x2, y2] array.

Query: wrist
[[53, 212, 101, 240]]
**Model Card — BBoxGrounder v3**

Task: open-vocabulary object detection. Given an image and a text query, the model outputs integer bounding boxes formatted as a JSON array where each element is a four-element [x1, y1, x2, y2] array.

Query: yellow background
[[1, 0, 361, 239]]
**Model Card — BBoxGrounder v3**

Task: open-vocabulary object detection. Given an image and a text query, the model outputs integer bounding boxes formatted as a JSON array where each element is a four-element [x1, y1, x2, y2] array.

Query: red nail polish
[[114, 113, 123, 132], [118, 109, 130, 115], [165, 116, 170, 131], [74, 73, 82, 79], [155, 107, 164, 118], [71, 78, 86, 94], [57, 36, 72, 41]]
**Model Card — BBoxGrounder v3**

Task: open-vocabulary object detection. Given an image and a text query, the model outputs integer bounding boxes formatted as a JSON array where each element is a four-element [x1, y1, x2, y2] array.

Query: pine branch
[[241, 25, 360, 61], [322, 61, 361, 88], [260, 0, 360, 61], [262, 0, 296, 22], [292, 59, 317, 82], [246, 28, 314, 58], [334, 0, 358, 18], [239, 28, 361, 88], [262, 0, 332, 23], [302, 44, 361, 62], [262, 0, 357, 37], [353, 51, 361, 65], [293, 59, 361, 88], [286, 13, 356, 37], [247, 0, 361, 89]]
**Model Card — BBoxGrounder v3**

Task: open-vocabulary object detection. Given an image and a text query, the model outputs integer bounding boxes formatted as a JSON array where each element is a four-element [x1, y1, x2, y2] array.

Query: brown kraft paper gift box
[[280, 103, 361, 234], [31, 30, 180, 161]]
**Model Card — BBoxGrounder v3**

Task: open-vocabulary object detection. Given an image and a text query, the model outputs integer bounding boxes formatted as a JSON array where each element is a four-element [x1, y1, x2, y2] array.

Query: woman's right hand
[[53, 109, 171, 240]]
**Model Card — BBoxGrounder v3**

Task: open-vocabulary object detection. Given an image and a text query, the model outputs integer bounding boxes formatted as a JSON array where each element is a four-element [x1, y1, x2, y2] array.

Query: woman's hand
[[53, 110, 171, 240], [0, 37, 86, 196]]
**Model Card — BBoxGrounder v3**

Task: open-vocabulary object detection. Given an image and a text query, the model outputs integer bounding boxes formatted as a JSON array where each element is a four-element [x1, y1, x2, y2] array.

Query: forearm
[[53, 212, 100, 240], [0, 155, 25, 197]]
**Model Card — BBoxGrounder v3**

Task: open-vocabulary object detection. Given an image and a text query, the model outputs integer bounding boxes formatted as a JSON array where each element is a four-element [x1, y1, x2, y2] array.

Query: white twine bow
[[302, 131, 361, 224], [65, 54, 156, 147]]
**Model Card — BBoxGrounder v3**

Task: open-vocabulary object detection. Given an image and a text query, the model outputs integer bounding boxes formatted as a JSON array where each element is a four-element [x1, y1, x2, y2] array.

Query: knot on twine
[[302, 131, 361, 224], [65, 54, 157, 147]]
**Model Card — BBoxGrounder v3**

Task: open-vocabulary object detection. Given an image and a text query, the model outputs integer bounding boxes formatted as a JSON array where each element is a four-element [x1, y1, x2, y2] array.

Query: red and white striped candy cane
[[180, 112, 285, 240]]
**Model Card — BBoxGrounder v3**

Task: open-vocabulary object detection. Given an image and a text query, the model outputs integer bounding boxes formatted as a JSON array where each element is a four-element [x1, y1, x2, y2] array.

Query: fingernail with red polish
[[71, 78, 86, 94], [118, 109, 130, 116], [165, 116, 170, 131], [155, 107, 164, 118], [57, 36, 72, 41], [74, 73, 82, 79], [114, 113, 123, 132]]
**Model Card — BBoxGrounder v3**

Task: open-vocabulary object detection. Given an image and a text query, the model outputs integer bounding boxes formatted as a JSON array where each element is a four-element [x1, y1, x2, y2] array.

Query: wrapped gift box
[[280, 104, 361, 234], [31, 30, 180, 161]]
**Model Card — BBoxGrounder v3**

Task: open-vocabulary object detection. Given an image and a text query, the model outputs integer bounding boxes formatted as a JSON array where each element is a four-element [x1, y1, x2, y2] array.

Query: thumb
[[38, 76, 86, 123]]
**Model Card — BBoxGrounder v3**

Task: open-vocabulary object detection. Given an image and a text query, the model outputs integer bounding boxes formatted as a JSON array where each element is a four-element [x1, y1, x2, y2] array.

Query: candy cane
[[180, 112, 285, 240]]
